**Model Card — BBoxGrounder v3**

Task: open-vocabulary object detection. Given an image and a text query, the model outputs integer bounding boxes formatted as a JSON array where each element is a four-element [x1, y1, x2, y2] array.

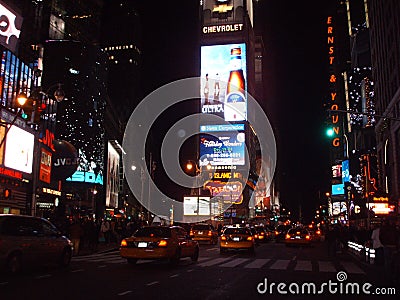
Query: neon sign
[[66, 171, 103, 185], [327, 16, 341, 148]]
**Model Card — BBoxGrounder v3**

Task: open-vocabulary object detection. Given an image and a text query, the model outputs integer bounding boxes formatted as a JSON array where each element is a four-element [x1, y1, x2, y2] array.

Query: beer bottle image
[[224, 46, 246, 121]]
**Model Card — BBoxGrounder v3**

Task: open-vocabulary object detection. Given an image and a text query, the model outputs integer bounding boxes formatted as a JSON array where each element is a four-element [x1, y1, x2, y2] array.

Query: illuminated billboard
[[331, 183, 344, 196], [0, 1, 22, 52], [201, 43, 247, 121], [184, 196, 214, 216], [201, 0, 244, 26], [204, 180, 243, 204], [199, 131, 245, 166], [4, 125, 34, 174], [106, 142, 120, 208]]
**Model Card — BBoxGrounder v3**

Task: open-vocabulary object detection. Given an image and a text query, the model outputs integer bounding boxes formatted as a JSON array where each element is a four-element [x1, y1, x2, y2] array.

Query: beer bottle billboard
[[200, 43, 247, 120], [224, 45, 246, 121]]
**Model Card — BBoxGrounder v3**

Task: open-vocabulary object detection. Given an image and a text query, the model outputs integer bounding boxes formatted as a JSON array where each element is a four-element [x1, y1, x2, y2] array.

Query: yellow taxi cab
[[220, 226, 255, 254], [284, 227, 312, 247], [120, 226, 199, 265], [189, 223, 218, 245]]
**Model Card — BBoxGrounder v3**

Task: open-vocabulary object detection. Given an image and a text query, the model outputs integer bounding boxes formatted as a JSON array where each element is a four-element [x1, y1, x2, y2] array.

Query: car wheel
[[7, 253, 22, 274], [127, 258, 138, 264], [59, 248, 72, 267], [191, 247, 199, 262], [249, 246, 255, 255], [169, 248, 181, 265]]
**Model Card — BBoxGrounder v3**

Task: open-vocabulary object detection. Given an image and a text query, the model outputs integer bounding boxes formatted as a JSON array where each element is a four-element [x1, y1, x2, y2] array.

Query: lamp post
[[27, 84, 65, 217]]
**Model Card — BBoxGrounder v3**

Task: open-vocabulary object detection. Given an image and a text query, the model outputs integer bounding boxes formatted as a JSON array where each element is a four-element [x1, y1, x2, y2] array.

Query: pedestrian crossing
[[72, 251, 366, 274]]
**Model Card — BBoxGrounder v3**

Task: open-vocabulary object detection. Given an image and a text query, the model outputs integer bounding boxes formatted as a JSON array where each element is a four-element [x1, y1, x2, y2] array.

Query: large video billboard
[[201, 43, 247, 121], [106, 142, 120, 208], [199, 131, 245, 167]]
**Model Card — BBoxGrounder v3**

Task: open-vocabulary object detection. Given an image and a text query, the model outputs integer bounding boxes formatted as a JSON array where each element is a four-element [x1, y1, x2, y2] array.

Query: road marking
[[318, 261, 336, 272], [146, 281, 159, 286], [269, 259, 290, 270], [294, 260, 312, 271], [198, 257, 211, 262], [97, 265, 107, 268], [244, 258, 270, 269], [35, 274, 52, 279], [197, 257, 232, 267], [118, 291, 132, 296], [206, 248, 218, 251], [341, 262, 365, 274], [71, 269, 85, 273], [170, 274, 179, 278], [220, 258, 249, 268], [0, 282, 8, 285], [187, 269, 194, 272]]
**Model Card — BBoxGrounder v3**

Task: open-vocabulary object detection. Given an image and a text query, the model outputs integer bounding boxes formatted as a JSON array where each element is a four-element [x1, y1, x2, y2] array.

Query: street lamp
[[0, 93, 31, 148]]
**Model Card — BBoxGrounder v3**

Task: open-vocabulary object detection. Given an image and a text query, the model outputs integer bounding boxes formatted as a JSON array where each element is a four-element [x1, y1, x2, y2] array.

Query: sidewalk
[[74, 241, 120, 257]]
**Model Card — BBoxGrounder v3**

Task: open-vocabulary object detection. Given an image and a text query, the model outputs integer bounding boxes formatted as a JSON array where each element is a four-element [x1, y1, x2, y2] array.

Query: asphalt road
[[0, 240, 397, 300]]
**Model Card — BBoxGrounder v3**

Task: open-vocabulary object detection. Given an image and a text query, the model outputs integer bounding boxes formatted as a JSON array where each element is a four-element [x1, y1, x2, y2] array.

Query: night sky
[[134, 1, 332, 223]]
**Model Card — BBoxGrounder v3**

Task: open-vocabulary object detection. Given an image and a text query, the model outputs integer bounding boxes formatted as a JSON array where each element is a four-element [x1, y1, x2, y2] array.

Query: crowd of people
[[325, 217, 400, 284], [52, 216, 143, 256]]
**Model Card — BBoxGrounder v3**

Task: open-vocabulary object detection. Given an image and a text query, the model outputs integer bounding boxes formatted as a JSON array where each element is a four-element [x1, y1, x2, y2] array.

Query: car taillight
[[275, 231, 279, 235], [247, 236, 253, 241], [158, 240, 168, 247], [285, 234, 291, 239], [120, 239, 128, 247], [254, 234, 258, 239], [221, 236, 227, 241], [189, 230, 194, 236], [260, 232, 265, 235], [316, 230, 321, 235], [208, 231, 212, 236], [305, 235, 310, 240]]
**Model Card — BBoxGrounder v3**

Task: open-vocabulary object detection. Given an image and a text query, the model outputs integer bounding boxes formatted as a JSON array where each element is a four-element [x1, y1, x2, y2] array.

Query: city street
[[0, 241, 397, 300]]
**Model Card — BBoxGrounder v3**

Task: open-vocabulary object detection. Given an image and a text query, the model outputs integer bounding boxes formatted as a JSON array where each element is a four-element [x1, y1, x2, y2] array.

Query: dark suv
[[0, 214, 73, 274]]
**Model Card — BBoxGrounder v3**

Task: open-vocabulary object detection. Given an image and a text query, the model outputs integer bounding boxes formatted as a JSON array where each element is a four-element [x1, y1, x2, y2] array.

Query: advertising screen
[[0, 1, 22, 52], [4, 125, 34, 174], [331, 183, 344, 195], [106, 142, 120, 208], [183, 196, 211, 216], [201, 0, 244, 26], [204, 180, 243, 204], [342, 159, 350, 183], [201, 43, 247, 121], [199, 131, 245, 166]]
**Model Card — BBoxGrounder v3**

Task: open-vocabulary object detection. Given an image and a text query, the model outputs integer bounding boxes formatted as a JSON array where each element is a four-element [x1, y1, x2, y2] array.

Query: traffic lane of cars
[[0, 214, 73, 275]]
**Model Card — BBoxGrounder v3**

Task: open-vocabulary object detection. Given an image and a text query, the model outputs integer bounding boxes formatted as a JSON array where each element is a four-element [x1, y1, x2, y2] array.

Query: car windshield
[[134, 227, 171, 238], [192, 224, 210, 230], [224, 228, 250, 235]]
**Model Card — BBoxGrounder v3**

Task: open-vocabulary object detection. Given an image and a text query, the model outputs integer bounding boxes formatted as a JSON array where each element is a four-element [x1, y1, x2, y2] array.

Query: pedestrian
[[100, 219, 111, 244], [69, 218, 84, 256], [379, 218, 399, 281], [370, 222, 384, 265]]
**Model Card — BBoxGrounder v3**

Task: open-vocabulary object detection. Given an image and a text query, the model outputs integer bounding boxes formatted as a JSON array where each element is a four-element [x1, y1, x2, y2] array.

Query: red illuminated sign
[[0, 166, 22, 179]]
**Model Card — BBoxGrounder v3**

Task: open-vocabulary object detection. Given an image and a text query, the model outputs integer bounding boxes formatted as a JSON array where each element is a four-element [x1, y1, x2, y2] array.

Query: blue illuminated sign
[[200, 124, 245, 132]]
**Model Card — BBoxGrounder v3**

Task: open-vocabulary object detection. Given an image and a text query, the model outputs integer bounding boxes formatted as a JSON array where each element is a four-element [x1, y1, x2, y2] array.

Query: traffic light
[[33, 101, 47, 124], [326, 127, 334, 137], [19, 99, 35, 121]]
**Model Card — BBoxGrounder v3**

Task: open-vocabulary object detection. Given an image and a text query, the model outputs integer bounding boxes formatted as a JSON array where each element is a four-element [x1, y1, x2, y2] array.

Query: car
[[220, 226, 255, 254], [308, 227, 322, 242], [253, 225, 271, 242], [284, 227, 312, 246], [120, 226, 200, 265], [274, 224, 292, 242], [189, 223, 218, 245], [0, 214, 73, 274]]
